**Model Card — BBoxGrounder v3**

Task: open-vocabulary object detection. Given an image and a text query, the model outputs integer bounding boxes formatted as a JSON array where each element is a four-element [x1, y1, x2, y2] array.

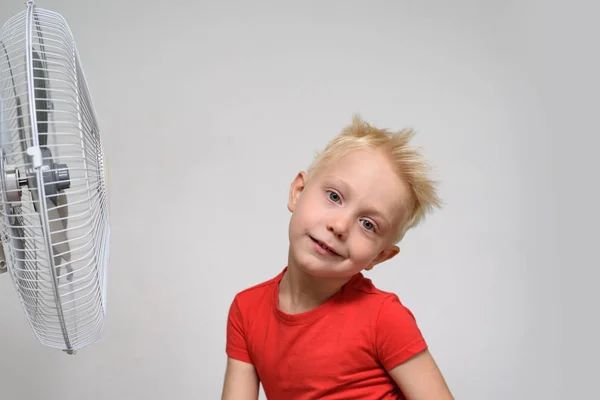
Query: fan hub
[[4, 163, 26, 202], [3, 147, 71, 204]]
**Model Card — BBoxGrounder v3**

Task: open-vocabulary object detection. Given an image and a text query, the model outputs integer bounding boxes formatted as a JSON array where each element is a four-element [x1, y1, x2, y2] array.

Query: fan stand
[[0, 244, 6, 274]]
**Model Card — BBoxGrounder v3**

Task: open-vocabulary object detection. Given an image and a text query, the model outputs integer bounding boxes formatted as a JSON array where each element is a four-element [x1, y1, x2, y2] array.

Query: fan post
[[0, 245, 6, 274]]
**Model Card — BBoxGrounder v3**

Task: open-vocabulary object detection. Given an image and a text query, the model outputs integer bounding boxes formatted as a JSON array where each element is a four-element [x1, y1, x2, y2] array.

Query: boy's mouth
[[310, 236, 341, 257]]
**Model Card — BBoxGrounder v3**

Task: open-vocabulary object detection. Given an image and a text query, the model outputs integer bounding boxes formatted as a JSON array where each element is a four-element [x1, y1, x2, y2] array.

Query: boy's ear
[[364, 246, 400, 271], [288, 171, 308, 212]]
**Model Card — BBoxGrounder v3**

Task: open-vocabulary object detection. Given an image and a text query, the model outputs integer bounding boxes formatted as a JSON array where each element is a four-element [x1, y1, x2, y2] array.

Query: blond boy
[[222, 116, 453, 399]]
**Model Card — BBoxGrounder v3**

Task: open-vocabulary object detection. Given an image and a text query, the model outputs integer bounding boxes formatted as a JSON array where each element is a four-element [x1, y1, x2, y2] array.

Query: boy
[[221, 116, 453, 399]]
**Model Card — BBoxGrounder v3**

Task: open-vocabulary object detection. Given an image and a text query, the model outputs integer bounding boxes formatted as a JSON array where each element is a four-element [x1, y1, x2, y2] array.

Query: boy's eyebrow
[[323, 175, 392, 230], [322, 175, 350, 192], [323, 175, 350, 191]]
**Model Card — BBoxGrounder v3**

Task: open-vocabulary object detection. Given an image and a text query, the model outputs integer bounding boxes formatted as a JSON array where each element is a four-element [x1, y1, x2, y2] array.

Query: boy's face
[[287, 148, 411, 280]]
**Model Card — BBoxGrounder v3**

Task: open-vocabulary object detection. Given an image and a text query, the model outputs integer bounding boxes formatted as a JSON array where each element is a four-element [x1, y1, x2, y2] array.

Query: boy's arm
[[223, 295, 259, 399], [221, 357, 260, 400], [388, 349, 454, 400], [375, 295, 453, 399]]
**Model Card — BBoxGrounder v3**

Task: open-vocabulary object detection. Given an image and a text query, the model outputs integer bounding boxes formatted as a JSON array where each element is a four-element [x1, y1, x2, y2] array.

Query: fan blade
[[55, 192, 68, 220], [49, 203, 72, 281], [48, 204, 70, 260]]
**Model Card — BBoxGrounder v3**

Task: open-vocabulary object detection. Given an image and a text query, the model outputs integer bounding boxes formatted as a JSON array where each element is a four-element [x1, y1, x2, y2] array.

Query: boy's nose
[[326, 214, 350, 239]]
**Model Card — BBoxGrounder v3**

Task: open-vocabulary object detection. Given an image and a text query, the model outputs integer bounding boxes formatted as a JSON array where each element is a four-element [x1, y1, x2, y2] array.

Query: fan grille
[[0, 5, 110, 352]]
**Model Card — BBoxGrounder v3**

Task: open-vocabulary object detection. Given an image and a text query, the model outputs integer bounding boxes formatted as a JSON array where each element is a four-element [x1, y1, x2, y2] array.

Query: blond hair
[[307, 115, 442, 243]]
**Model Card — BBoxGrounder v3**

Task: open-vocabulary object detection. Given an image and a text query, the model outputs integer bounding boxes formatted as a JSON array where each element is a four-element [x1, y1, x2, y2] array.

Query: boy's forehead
[[317, 149, 397, 184]]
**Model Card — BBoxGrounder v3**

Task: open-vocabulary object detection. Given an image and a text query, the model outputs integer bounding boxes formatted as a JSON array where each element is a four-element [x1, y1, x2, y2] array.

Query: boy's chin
[[295, 260, 359, 281]]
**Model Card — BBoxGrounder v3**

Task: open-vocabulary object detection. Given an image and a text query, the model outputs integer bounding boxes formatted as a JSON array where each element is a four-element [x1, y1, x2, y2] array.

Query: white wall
[[0, 0, 596, 399]]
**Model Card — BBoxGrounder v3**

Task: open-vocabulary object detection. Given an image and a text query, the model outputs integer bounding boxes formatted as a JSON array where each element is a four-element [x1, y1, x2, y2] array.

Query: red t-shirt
[[226, 268, 427, 399]]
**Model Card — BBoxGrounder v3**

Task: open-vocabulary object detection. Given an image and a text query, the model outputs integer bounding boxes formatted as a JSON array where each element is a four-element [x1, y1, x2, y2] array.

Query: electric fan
[[0, 1, 110, 355]]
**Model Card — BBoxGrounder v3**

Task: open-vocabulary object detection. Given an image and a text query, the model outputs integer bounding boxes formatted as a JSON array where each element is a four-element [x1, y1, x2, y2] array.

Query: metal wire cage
[[0, 1, 110, 354]]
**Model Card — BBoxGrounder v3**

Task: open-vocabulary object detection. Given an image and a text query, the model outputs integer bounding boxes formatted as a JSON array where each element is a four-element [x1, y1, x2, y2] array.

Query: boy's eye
[[361, 219, 376, 232], [327, 191, 341, 203]]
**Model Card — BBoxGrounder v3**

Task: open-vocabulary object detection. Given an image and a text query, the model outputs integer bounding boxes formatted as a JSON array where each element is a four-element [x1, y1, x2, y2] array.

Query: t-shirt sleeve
[[226, 295, 253, 364], [375, 294, 428, 371]]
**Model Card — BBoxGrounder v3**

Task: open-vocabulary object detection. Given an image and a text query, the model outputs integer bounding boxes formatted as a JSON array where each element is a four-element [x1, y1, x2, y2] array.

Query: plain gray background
[[0, 0, 597, 399]]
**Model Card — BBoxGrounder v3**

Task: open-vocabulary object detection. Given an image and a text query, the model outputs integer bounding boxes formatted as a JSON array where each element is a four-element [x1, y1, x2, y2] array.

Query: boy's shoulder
[[230, 269, 284, 309], [344, 272, 411, 310], [346, 272, 394, 297]]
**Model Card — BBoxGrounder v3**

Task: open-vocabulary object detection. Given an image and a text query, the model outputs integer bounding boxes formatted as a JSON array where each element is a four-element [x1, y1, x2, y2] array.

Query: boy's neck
[[277, 263, 350, 315]]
